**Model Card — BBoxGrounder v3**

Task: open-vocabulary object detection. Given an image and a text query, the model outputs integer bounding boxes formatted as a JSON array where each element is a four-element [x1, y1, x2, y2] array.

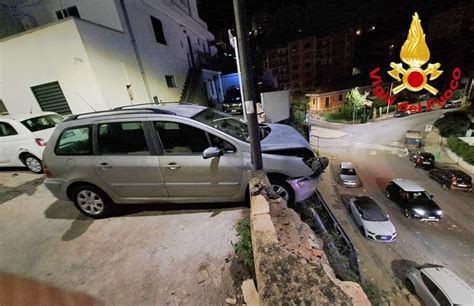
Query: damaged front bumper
[[288, 157, 329, 202]]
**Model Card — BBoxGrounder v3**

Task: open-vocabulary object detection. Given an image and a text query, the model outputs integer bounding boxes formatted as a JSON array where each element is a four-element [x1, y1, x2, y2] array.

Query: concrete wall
[[440, 137, 474, 175], [18, 0, 123, 32], [0, 19, 106, 115], [118, 0, 215, 102], [76, 18, 149, 109], [220, 73, 240, 95]]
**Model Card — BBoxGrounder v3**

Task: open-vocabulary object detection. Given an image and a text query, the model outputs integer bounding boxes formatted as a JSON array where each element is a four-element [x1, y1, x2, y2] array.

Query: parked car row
[[339, 162, 473, 305], [408, 150, 472, 192]]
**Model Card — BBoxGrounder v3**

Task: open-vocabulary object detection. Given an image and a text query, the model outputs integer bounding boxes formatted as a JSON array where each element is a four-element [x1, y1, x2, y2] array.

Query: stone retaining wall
[[248, 171, 370, 305]]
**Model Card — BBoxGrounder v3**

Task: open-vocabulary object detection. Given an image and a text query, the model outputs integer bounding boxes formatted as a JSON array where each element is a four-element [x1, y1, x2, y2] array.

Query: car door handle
[[96, 163, 112, 170], [165, 163, 181, 170]]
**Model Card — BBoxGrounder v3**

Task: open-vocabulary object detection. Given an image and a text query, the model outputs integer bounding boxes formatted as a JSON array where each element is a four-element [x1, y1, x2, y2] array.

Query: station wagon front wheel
[[72, 185, 112, 218], [269, 178, 295, 206]]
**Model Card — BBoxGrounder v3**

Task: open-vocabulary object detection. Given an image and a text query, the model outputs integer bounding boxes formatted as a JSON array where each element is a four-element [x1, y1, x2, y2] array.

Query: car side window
[[209, 133, 236, 154], [155, 121, 209, 155], [55, 126, 91, 155], [421, 273, 450, 306], [98, 122, 149, 155], [0, 122, 18, 137]]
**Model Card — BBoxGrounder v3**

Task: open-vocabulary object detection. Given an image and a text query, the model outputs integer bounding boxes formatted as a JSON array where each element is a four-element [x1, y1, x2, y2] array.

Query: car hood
[[260, 123, 312, 152], [362, 220, 396, 236], [410, 200, 441, 211]]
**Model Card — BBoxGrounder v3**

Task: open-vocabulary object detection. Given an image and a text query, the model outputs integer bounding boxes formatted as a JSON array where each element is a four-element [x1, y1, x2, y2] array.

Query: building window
[[151, 16, 167, 45], [325, 97, 330, 108], [339, 94, 343, 101], [312, 98, 315, 106], [55, 6, 80, 20], [165, 75, 177, 88]]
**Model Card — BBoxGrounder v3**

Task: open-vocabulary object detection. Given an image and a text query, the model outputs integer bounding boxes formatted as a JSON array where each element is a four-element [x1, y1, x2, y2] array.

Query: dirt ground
[[0, 168, 248, 305]]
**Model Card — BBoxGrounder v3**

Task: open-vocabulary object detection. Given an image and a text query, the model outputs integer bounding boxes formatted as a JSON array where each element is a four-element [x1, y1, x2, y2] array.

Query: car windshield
[[406, 191, 431, 202], [341, 168, 356, 175], [361, 209, 389, 222], [193, 108, 250, 142], [21, 114, 63, 132]]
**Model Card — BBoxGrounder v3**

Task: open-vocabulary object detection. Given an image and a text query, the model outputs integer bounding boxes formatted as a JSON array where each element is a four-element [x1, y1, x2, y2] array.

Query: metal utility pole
[[233, 0, 263, 170]]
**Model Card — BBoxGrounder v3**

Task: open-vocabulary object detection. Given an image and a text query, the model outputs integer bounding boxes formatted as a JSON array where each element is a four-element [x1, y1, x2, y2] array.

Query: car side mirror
[[202, 147, 223, 159], [430, 195, 434, 198]]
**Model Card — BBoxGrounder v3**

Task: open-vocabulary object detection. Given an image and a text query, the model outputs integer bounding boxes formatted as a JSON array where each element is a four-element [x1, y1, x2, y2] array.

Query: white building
[[0, 0, 223, 115]]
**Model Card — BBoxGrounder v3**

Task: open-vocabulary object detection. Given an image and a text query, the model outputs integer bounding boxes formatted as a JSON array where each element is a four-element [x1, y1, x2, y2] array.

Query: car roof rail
[[63, 108, 175, 122]]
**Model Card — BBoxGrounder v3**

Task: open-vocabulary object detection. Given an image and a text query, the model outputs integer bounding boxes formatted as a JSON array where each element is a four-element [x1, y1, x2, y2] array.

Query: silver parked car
[[43, 103, 328, 218], [406, 264, 473, 306], [349, 196, 397, 242], [338, 162, 360, 187]]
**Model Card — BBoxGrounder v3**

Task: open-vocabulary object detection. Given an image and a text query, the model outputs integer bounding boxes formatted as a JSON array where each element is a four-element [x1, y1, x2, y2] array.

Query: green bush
[[233, 218, 254, 274], [434, 111, 471, 137], [447, 137, 474, 164]]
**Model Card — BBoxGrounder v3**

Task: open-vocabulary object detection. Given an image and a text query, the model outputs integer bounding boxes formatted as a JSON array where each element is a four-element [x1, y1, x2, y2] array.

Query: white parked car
[[406, 264, 473, 306], [349, 196, 397, 242], [338, 162, 361, 187], [0, 112, 63, 173]]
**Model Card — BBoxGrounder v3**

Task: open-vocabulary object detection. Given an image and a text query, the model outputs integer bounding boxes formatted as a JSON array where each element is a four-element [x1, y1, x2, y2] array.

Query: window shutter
[[31, 81, 72, 115]]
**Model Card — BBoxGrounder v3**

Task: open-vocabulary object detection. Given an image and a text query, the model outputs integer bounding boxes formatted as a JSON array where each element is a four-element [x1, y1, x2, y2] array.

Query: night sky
[[198, 0, 468, 43]]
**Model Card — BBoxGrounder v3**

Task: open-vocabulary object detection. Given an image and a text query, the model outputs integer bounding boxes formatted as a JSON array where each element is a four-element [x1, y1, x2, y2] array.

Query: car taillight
[[35, 138, 47, 147], [43, 162, 53, 178], [451, 175, 456, 184]]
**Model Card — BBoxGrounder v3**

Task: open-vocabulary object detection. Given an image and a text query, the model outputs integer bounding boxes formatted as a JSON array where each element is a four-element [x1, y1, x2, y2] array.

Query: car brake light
[[451, 175, 456, 182], [35, 138, 47, 147], [43, 162, 53, 178]]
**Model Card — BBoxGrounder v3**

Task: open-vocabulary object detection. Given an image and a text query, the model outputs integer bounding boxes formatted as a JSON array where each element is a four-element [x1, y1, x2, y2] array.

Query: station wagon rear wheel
[[72, 185, 112, 218], [22, 154, 43, 174]]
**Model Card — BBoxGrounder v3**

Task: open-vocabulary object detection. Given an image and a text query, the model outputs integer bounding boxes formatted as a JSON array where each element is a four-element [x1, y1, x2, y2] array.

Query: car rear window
[[0, 122, 18, 137], [341, 168, 356, 175], [55, 126, 91, 155], [21, 114, 63, 132]]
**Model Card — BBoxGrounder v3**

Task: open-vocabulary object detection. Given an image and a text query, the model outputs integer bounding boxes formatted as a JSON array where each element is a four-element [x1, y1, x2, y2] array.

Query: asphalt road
[[310, 110, 474, 289]]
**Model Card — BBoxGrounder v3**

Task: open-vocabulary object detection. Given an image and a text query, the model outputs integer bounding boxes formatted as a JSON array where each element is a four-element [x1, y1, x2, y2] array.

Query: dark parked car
[[394, 110, 411, 117], [408, 151, 434, 169], [429, 168, 472, 191], [222, 87, 243, 114], [442, 99, 461, 109], [385, 179, 443, 221]]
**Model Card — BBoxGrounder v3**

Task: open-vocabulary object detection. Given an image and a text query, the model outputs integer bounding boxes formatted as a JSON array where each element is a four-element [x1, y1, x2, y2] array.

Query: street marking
[[369, 151, 377, 155]]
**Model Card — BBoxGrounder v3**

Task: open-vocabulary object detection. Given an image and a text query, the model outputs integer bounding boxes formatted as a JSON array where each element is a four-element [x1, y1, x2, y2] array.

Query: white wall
[[19, 0, 123, 32], [76, 18, 149, 108], [261, 90, 291, 123], [0, 19, 106, 115]]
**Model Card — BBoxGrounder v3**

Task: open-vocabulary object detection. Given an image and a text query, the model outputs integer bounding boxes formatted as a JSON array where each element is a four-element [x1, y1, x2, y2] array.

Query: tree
[[345, 88, 370, 122]]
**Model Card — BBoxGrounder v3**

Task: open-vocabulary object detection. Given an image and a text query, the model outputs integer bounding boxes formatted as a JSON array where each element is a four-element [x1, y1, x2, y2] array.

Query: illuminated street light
[[356, 29, 361, 35]]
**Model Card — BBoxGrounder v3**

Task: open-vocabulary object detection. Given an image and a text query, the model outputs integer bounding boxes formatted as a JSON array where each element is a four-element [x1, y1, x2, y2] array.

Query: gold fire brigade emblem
[[388, 13, 443, 95]]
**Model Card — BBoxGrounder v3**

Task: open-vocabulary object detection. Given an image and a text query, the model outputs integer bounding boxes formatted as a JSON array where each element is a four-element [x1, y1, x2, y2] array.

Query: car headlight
[[413, 208, 426, 216], [436, 210, 443, 216]]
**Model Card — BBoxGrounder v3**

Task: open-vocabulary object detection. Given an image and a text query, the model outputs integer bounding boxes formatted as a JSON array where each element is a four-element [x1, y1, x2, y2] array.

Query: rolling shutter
[[31, 81, 72, 115]]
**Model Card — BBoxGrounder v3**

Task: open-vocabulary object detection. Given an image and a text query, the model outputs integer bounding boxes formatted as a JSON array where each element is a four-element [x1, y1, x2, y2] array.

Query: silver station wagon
[[43, 103, 327, 218]]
